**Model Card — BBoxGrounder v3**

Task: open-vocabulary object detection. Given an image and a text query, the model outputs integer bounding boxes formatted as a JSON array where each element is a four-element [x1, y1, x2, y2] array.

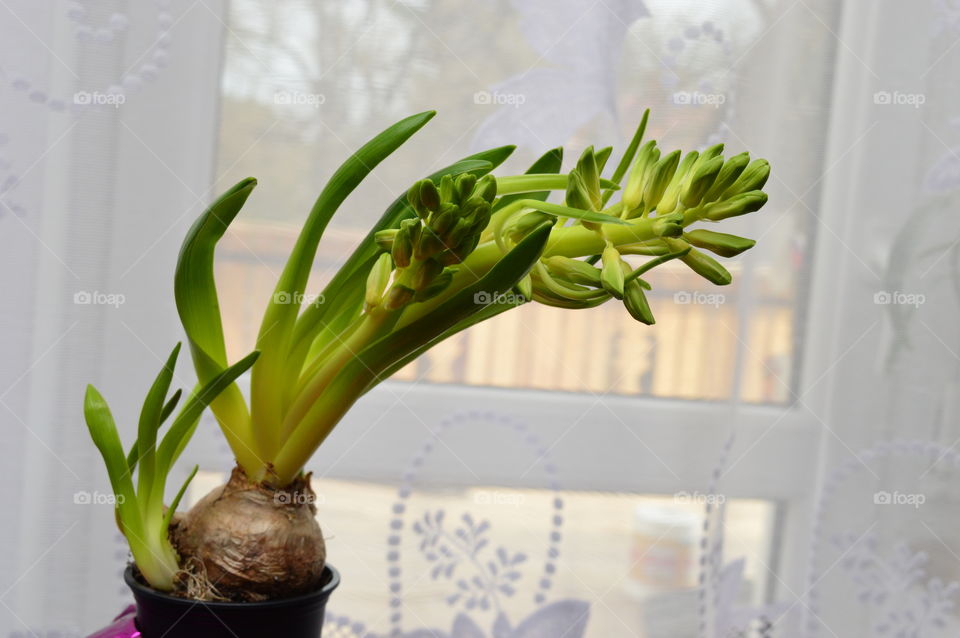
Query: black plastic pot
[[124, 564, 340, 638]]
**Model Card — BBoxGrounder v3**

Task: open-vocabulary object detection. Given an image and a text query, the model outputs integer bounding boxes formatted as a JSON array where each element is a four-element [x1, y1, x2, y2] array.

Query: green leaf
[[603, 109, 649, 205], [83, 386, 140, 531], [252, 112, 437, 451], [125, 388, 183, 474], [175, 178, 254, 375], [175, 177, 258, 468], [157, 350, 260, 477], [136, 343, 181, 503], [162, 464, 198, 531], [365, 297, 514, 390], [159, 389, 183, 425]]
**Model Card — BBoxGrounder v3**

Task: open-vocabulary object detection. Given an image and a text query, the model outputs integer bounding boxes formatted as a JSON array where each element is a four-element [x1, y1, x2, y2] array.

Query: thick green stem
[[270, 370, 370, 486], [277, 307, 395, 448]]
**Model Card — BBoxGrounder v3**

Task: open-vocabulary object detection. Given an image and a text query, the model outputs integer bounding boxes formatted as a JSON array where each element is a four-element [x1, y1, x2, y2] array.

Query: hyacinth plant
[[87, 108, 770, 601]]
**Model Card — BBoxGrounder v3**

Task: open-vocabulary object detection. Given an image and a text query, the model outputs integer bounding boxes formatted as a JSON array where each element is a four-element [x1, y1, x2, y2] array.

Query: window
[[202, 0, 841, 635]]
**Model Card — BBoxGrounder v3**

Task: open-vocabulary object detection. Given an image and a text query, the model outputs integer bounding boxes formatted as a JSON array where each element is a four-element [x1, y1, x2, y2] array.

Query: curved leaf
[[252, 112, 436, 452], [174, 177, 257, 467]]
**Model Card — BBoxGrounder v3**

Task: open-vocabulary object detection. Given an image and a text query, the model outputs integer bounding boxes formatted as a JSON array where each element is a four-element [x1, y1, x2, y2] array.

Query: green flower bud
[[407, 218, 422, 248], [415, 226, 446, 260], [652, 211, 684, 238], [666, 240, 732, 285], [446, 217, 475, 247], [642, 150, 681, 214], [623, 280, 655, 325], [506, 211, 551, 242], [543, 256, 602, 286], [407, 182, 426, 218], [657, 151, 699, 215], [430, 203, 459, 237], [684, 229, 756, 258], [455, 173, 477, 203], [414, 268, 455, 302], [565, 169, 594, 212], [702, 152, 750, 204], [577, 146, 602, 210], [391, 220, 416, 268], [699, 143, 725, 162], [364, 252, 394, 312], [703, 190, 768, 221], [449, 233, 481, 263], [439, 174, 455, 202], [600, 242, 625, 299], [468, 204, 492, 234], [681, 156, 724, 207], [720, 159, 770, 198], [460, 195, 488, 220], [411, 257, 443, 291], [406, 181, 438, 219], [384, 283, 415, 310], [419, 179, 441, 212], [375, 228, 398, 250], [622, 140, 659, 212], [476, 174, 498, 203]]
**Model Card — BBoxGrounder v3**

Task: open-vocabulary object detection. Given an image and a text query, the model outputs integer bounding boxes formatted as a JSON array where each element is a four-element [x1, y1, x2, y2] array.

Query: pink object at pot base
[[86, 606, 140, 638]]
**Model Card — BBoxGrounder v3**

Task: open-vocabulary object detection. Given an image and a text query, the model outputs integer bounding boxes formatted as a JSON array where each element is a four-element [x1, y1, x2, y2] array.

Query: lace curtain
[[1, 1, 959, 637]]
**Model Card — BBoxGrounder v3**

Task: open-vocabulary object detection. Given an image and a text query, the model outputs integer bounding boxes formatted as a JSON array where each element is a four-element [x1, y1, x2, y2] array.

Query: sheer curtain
[[1, 1, 958, 637]]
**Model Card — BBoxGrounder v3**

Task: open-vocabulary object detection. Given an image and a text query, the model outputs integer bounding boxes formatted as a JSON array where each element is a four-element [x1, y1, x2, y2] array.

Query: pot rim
[[123, 563, 340, 609]]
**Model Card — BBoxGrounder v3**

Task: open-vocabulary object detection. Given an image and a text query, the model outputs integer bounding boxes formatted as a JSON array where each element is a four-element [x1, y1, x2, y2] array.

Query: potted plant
[[84, 109, 770, 637]]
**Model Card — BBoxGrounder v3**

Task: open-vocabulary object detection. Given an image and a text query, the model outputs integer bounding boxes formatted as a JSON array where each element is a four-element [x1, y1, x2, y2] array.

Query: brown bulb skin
[[172, 466, 326, 601]]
